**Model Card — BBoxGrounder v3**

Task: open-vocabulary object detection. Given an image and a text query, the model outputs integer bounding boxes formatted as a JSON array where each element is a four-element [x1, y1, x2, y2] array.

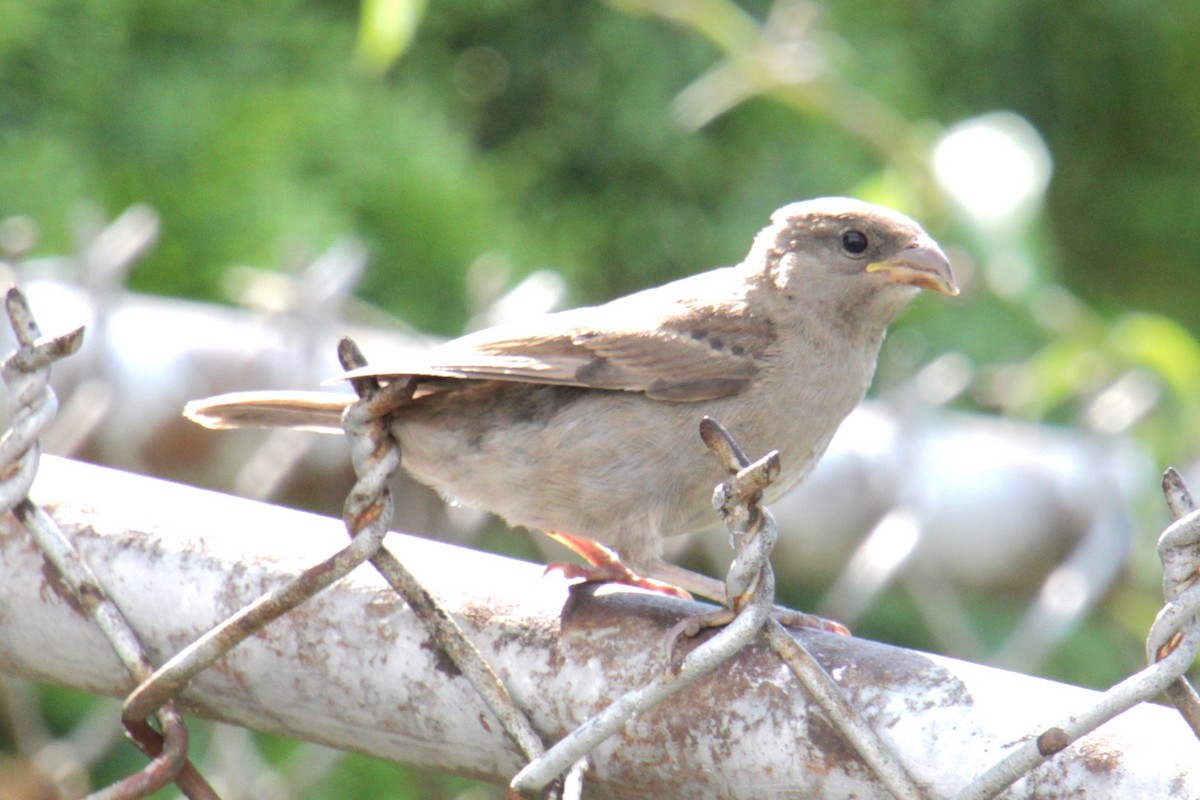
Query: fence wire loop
[[702, 416, 779, 612], [118, 336, 548, 798], [121, 341, 398, 732], [120, 460, 394, 723], [0, 286, 221, 800], [511, 416, 934, 799], [952, 470, 1200, 800], [702, 417, 929, 800], [335, 336, 553, 794], [1149, 468, 1200, 737], [509, 416, 779, 798], [0, 288, 84, 514]]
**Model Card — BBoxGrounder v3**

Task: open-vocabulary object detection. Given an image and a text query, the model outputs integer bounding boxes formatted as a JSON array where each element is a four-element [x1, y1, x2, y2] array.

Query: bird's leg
[[640, 558, 730, 602], [541, 531, 693, 601], [543, 534, 849, 635], [542, 534, 848, 636]]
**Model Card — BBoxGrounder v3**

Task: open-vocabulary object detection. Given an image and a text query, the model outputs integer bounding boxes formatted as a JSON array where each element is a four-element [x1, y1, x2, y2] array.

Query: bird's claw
[[773, 608, 852, 637], [662, 606, 850, 672], [663, 609, 735, 671]]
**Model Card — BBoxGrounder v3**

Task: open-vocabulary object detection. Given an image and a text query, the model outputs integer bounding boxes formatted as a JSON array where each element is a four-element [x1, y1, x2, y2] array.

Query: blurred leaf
[[1110, 312, 1200, 399], [356, 0, 427, 74], [1022, 337, 1108, 419]]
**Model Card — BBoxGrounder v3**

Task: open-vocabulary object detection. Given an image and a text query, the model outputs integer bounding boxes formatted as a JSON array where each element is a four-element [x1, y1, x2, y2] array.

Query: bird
[[185, 197, 957, 606]]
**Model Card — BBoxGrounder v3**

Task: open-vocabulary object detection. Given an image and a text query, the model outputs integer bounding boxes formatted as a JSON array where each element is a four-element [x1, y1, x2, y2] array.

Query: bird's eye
[[841, 230, 869, 255]]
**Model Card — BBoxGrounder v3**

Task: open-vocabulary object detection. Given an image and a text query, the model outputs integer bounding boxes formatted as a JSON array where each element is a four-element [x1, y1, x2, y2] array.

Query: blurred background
[[2, 0, 1200, 797]]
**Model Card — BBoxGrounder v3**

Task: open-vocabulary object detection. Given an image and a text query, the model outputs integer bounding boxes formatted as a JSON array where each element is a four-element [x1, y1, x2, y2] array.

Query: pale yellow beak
[[867, 241, 959, 296]]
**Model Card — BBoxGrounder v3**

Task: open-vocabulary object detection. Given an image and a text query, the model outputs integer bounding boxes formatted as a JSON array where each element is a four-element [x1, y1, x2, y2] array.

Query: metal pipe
[[1, 456, 1197, 798]]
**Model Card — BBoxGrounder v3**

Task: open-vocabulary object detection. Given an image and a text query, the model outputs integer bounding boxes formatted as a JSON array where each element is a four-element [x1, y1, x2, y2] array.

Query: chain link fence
[[0, 212, 1197, 797]]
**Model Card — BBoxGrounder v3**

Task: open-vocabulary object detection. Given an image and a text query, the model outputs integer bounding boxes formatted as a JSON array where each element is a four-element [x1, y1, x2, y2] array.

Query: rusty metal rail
[[0, 454, 1195, 798]]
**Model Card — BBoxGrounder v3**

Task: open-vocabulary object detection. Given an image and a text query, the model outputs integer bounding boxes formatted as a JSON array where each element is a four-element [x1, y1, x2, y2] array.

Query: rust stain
[[806, 711, 869, 776], [420, 634, 463, 679], [1037, 726, 1069, 756], [1157, 630, 1184, 661], [39, 558, 85, 616], [1077, 737, 1124, 776], [349, 502, 382, 531]]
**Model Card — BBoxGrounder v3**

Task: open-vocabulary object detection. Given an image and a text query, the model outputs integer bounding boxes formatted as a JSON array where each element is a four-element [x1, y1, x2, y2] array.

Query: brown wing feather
[[340, 268, 776, 402]]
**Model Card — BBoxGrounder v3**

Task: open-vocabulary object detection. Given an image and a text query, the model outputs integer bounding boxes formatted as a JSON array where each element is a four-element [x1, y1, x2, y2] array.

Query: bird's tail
[[184, 391, 354, 435]]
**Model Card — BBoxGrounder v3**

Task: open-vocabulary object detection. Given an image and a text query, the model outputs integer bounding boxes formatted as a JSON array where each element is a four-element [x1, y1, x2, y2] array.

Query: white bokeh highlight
[[933, 112, 1053, 230]]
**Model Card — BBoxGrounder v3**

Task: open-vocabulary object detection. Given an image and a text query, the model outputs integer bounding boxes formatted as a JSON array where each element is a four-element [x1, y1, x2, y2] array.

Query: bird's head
[[749, 197, 957, 328]]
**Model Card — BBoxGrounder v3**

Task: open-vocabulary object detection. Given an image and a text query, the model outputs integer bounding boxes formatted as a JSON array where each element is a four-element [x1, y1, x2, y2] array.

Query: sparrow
[[186, 197, 957, 604]]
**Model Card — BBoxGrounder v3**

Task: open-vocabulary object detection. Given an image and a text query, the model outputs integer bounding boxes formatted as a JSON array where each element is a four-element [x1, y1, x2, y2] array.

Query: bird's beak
[[867, 240, 959, 296]]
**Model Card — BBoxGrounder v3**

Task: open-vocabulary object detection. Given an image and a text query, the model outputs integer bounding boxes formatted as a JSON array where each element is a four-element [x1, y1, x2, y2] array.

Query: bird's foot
[[663, 608, 735, 668], [542, 531, 693, 601], [662, 606, 849, 668], [543, 560, 694, 600]]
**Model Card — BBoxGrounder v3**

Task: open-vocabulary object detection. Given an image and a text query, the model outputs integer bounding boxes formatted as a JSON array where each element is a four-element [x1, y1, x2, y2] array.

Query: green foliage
[[0, 0, 946, 331]]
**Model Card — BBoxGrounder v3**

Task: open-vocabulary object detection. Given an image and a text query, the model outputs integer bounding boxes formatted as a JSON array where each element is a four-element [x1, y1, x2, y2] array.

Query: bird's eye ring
[[841, 230, 869, 255]]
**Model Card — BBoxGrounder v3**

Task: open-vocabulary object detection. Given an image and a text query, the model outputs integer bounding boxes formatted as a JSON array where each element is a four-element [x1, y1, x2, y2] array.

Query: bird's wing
[[344, 268, 776, 402]]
